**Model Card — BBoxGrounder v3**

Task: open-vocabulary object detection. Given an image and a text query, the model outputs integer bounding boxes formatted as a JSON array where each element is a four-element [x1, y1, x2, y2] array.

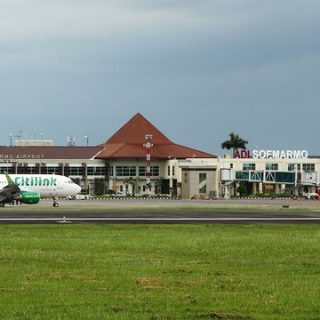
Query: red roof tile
[[97, 113, 216, 159], [0, 114, 216, 161], [105, 113, 172, 145]]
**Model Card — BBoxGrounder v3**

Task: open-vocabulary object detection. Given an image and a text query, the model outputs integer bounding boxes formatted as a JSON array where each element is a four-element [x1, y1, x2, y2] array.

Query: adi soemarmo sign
[[235, 150, 309, 159]]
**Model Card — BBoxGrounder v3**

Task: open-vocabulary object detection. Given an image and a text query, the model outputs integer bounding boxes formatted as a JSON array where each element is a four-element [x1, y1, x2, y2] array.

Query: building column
[[59, 163, 64, 176], [252, 183, 257, 195], [82, 163, 87, 189]]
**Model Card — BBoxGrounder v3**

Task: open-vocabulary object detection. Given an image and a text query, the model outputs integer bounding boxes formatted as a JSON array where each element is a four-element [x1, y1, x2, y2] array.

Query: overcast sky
[[0, 0, 319, 155]]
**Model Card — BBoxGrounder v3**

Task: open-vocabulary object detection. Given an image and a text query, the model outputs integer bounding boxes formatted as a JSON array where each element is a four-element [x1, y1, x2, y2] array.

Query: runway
[[1, 217, 320, 224], [0, 199, 319, 224]]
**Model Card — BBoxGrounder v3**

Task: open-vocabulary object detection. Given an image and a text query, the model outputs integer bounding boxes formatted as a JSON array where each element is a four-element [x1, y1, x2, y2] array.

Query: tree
[[123, 177, 135, 196], [221, 132, 248, 157]]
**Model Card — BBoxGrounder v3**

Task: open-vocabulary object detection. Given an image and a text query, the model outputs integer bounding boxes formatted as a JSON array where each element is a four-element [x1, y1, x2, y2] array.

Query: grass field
[[0, 224, 319, 319]]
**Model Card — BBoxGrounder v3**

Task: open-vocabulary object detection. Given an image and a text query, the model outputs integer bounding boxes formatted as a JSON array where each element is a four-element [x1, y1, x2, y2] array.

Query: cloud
[[1, 0, 319, 73], [0, 0, 319, 153]]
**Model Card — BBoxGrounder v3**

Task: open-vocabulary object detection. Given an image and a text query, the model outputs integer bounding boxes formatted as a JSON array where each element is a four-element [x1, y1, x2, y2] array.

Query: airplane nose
[[75, 184, 81, 194]]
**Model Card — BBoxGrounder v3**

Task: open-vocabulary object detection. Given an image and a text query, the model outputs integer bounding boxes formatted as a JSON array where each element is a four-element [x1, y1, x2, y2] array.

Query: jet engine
[[18, 191, 41, 204]]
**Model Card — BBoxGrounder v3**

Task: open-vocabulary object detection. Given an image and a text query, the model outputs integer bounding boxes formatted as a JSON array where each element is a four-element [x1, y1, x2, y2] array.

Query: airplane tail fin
[[4, 171, 15, 185], [3, 172, 20, 193]]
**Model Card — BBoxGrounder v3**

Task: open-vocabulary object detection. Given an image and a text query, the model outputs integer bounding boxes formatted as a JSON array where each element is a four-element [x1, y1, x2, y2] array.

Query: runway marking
[[1, 217, 320, 222]]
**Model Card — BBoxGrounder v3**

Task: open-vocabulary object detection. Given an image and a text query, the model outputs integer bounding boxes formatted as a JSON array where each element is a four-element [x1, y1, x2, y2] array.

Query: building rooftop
[[0, 146, 102, 160], [0, 113, 216, 161], [96, 113, 216, 159]]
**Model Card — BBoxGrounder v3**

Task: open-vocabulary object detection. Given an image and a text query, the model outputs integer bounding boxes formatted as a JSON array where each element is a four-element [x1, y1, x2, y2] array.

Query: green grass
[[0, 225, 320, 319]]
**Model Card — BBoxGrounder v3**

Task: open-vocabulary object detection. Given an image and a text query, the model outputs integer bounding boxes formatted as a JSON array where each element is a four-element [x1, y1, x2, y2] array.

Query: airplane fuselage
[[0, 174, 81, 198]]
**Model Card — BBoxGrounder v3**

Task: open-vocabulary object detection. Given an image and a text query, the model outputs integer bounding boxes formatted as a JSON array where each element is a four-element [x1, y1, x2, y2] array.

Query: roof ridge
[[172, 143, 216, 157], [125, 115, 136, 144], [96, 113, 215, 159], [105, 113, 172, 145]]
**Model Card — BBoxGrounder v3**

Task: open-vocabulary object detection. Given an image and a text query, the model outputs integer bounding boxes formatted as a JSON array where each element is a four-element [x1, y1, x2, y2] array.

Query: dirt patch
[[196, 311, 252, 320]]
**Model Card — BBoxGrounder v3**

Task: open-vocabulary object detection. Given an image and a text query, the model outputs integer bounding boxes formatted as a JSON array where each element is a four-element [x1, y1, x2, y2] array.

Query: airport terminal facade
[[1, 113, 319, 199]]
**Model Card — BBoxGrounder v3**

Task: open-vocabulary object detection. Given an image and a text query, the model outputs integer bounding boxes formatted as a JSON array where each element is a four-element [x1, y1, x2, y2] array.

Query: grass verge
[[0, 224, 319, 319]]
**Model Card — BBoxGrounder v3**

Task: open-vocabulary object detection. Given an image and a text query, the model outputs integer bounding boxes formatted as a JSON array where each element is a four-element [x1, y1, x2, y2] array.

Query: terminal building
[[1, 113, 319, 199], [0, 113, 214, 197], [180, 155, 320, 199]]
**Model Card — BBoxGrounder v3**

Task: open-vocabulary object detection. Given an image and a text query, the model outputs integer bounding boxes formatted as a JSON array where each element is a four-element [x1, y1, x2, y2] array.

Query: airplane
[[0, 173, 81, 207]]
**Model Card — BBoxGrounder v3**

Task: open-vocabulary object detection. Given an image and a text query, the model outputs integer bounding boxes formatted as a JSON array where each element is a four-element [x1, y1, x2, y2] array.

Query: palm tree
[[123, 177, 135, 196], [221, 132, 248, 157]]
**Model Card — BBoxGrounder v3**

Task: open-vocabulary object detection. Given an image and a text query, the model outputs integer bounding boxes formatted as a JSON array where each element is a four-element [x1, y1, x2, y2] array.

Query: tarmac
[[0, 198, 319, 224]]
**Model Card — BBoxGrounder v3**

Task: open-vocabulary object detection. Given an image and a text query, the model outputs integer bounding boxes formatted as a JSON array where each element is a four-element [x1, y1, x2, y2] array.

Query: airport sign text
[[235, 150, 309, 160]]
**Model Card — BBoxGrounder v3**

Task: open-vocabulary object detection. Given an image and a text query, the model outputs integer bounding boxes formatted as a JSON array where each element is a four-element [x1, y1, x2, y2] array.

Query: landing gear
[[53, 198, 59, 207]]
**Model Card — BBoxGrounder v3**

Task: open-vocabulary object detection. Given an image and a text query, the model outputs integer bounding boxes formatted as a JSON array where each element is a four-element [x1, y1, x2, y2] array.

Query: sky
[[0, 0, 319, 155]]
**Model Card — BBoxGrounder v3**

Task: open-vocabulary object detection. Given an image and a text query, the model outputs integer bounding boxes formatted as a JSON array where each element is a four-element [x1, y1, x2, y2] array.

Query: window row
[[288, 163, 315, 172], [242, 163, 316, 172], [0, 166, 107, 175], [113, 166, 160, 177], [242, 163, 279, 171]]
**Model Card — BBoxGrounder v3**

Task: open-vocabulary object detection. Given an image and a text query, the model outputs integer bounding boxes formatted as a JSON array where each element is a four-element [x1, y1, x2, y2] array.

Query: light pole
[[84, 136, 89, 147], [143, 134, 153, 195]]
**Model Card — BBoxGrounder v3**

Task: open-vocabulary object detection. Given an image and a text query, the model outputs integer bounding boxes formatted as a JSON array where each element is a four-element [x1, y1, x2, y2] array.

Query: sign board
[[235, 150, 308, 160]]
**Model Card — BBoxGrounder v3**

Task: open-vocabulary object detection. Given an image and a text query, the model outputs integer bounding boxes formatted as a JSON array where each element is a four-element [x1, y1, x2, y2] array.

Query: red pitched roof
[[105, 113, 172, 145], [96, 113, 216, 159]]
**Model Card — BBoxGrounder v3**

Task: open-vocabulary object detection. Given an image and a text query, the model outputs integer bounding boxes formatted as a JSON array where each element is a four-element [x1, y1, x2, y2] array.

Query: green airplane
[[0, 172, 81, 207]]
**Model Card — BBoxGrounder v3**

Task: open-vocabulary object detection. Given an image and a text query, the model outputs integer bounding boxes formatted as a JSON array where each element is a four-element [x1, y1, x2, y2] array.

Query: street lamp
[[9, 133, 13, 146], [143, 134, 153, 195], [84, 135, 89, 147]]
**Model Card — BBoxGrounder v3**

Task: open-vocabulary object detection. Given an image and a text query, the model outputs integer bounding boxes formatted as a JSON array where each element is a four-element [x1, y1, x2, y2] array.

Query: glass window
[[199, 173, 207, 194], [265, 163, 278, 170], [87, 167, 106, 176], [172, 166, 175, 176], [167, 166, 170, 176], [25, 167, 38, 174], [139, 166, 146, 177], [39, 166, 61, 174], [151, 166, 159, 176], [138, 166, 159, 177], [235, 171, 249, 180], [87, 167, 94, 175], [0, 166, 14, 174], [97, 167, 106, 176], [275, 172, 295, 183], [116, 166, 136, 177], [69, 167, 82, 175], [250, 171, 263, 181], [288, 164, 294, 171], [302, 164, 315, 172], [46, 167, 60, 174], [288, 164, 301, 171], [243, 163, 255, 171]]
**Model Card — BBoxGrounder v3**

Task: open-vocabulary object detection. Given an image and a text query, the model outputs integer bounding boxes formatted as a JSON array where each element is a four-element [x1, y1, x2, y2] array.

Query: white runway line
[[1, 217, 320, 222]]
